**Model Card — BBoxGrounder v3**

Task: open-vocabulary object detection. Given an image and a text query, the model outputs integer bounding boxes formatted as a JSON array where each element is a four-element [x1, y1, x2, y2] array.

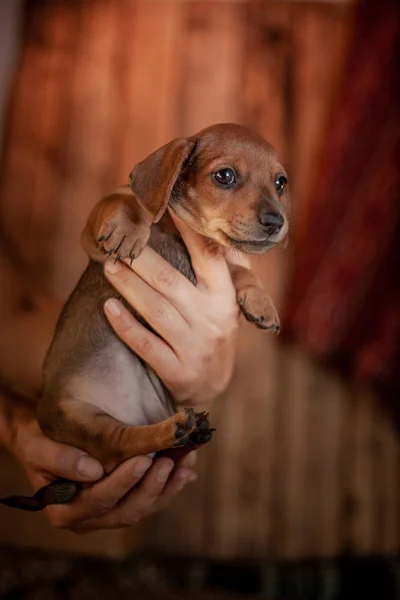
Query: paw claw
[[174, 437, 189, 447], [185, 408, 196, 430], [238, 288, 280, 334], [95, 215, 150, 262]]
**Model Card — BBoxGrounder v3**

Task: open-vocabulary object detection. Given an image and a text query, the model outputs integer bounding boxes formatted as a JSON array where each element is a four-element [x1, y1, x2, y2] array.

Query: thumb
[[37, 437, 104, 483]]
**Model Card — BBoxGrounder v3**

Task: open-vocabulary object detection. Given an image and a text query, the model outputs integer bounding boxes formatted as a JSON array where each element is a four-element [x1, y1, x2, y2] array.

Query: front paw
[[97, 217, 150, 264], [238, 286, 280, 333]]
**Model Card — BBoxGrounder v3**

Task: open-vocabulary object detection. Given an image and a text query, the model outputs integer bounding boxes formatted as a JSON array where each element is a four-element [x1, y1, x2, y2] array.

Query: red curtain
[[283, 0, 400, 421]]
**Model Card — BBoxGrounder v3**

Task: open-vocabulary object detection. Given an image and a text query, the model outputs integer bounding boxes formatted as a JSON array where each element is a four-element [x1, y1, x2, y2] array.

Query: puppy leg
[[0, 400, 199, 512], [228, 263, 280, 332], [81, 186, 152, 263], [38, 397, 198, 474]]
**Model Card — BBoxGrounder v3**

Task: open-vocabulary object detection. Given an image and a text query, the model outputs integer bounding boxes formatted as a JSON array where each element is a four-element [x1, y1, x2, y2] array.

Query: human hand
[[103, 211, 239, 408], [7, 400, 196, 532]]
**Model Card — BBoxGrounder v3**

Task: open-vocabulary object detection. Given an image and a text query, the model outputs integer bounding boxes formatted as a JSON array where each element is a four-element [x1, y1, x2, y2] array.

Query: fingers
[[103, 298, 180, 375], [46, 455, 153, 528], [119, 247, 197, 318], [104, 260, 190, 342], [75, 457, 176, 531], [22, 422, 104, 483], [178, 450, 197, 469], [169, 210, 233, 292], [45, 445, 104, 482], [45, 454, 197, 531]]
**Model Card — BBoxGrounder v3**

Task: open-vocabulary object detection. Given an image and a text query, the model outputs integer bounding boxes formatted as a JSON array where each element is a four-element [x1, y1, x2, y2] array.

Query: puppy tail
[[0, 479, 80, 512]]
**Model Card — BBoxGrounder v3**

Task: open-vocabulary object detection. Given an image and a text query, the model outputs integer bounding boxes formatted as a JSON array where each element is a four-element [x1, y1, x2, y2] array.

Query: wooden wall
[[1, 0, 399, 560]]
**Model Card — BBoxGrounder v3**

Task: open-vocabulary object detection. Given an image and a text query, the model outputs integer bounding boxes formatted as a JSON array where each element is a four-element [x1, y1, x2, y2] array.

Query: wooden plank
[[115, 0, 184, 181], [242, 1, 292, 158], [0, 5, 47, 260], [304, 369, 346, 557], [275, 346, 314, 559], [289, 2, 353, 246], [377, 408, 400, 554], [27, 2, 81, 277], [0, 0, 23, 154], [178, 1, 245, 132], [50, 0, 123, 298], [347, 389, 376, 554]]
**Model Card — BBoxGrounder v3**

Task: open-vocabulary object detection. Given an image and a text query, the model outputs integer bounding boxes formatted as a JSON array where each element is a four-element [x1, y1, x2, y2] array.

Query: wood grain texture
[[288, 2, 353, 248], [0, 2, 80, 278], [0, 0, 398, 559]]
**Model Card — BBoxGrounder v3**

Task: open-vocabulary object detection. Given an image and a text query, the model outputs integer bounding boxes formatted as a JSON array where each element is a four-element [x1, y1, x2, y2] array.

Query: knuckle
[[89, 496, 115, 515], [120, 512, 140, 527], [143, 491, 159, 506], [151, 302, 168, 322], [119, 320, 135, 334], [155, 266, 176, 288], [204, 322, 225, 346], [117, 313, 136, 334], [225, 314, 239, 337], [135, 335, 153, 356], [205, 242, 223, 259]]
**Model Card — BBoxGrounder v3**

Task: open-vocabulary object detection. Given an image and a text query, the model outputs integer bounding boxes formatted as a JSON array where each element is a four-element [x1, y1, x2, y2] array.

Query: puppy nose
[[258, 211, 284, 236]]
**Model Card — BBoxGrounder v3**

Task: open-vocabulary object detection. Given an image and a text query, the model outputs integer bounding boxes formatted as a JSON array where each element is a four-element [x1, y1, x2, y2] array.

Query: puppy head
[[130, 123, 289, 254]]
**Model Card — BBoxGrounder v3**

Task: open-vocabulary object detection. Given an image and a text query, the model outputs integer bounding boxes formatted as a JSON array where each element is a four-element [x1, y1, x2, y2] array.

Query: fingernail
[[175, 479, 187, 491], [134, 457, 152, 477], [175, 468, 193, 480], [105, 259, 122, 274], [104, 298, 121, 317], [156, 463, 173, 483], [77, 455, 104, 480], [176, 467, 197, 489], [174, 468, 196, 491]]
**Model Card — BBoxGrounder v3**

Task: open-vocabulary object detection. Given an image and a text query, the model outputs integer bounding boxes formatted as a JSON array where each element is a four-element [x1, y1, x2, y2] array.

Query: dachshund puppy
[[0, 123, 289, 511]]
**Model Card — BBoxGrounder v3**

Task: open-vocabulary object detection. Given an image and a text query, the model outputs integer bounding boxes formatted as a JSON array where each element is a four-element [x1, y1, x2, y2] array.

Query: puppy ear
[[129, 137, 197, 223]]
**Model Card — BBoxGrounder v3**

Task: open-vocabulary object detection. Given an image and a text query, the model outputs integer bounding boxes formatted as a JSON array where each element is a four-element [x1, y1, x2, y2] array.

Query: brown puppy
[[0, 124, 289, 511]]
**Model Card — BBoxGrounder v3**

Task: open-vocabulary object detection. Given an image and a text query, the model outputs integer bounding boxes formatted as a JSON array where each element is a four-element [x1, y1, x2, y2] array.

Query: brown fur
[[0, 123, 289, 511]]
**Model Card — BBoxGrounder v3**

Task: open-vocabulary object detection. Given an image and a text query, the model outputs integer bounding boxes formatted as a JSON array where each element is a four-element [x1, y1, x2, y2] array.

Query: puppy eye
[[213, 168, 236, 188], [275, 175, 288, 195]]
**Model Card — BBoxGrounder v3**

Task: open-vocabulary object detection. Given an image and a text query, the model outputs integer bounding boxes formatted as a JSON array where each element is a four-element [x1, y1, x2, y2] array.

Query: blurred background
[[0, 0, 399, 598]]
